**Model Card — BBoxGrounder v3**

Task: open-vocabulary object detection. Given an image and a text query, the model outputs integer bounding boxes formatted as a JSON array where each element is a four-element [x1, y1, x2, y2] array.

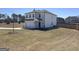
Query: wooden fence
[[57, 23, 79, 30]]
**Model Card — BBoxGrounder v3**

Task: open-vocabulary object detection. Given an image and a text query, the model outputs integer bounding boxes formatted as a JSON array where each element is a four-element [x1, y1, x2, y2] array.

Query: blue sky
[[0, 8, 79, 18]]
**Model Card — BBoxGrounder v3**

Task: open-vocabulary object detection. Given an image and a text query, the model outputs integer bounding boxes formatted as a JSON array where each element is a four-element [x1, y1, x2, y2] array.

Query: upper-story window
[[29, 14, 31, 18], [39, 14, 41, 18], [26, 15, 28, 18], [33, 14, 34, 18]]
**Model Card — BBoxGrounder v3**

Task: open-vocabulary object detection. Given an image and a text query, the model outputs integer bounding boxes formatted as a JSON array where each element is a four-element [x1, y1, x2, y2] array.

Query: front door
[[38, 22, 41, 29], [35, 21, 41, 29], [35, 21, 45, 29]]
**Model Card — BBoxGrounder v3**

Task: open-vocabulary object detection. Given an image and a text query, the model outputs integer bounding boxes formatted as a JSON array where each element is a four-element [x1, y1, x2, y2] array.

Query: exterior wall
[[24, 11, 57, 29], [52, 15, 57, 25], [24, 21, 35, 29], [25, 12, 45, 28], [35, 13, 45, 20], [25, 13, 35, 19], [45, 13, 57, 28], [25, 12, 45, 20], [37, 13, 45, 28]]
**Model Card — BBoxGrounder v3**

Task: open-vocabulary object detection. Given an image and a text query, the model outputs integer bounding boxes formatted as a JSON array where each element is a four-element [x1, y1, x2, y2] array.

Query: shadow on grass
[[2, 31, 20, 36], [25, 26, 60, 31]]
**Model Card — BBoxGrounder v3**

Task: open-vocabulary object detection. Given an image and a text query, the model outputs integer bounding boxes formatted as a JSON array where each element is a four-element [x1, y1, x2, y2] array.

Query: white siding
[[25, 13, 35, 19], [45, 13, 57, 28], [24, 11, 57, 29], [24, 21, 35, 28], [51, 15, 57, 25]]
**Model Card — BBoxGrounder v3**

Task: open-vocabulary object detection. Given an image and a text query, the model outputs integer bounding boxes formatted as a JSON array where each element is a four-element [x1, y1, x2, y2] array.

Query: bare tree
[[11, 13, 17, 33]]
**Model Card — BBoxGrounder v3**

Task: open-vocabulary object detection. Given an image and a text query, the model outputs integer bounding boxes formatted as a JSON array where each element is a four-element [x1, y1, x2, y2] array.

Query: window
[[51, 22, 53, 25], [33, 14, 34, 18], [29, 14, 31, 18], [26, 15, 28, 18], [39, 14, 41, 18]]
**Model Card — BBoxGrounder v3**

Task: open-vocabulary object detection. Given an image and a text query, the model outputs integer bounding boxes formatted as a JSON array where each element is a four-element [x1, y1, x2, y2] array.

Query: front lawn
[[0, 28, 78, 51]]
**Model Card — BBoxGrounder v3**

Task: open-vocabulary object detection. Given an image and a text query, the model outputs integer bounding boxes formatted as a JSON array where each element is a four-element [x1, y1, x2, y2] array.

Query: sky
[[0, 8, 79, 18]]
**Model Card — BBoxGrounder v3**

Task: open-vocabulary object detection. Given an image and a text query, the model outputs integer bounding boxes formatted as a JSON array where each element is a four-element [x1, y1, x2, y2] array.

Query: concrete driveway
[[0, 27, 22, 30]]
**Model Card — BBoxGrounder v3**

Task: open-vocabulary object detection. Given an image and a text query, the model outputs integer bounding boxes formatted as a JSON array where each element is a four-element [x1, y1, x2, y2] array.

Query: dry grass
[[0, 23, 22, 28], [0, 28, 79, 51]]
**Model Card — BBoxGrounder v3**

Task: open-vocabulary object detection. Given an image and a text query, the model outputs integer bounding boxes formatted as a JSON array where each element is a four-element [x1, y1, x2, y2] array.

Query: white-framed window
[[33, 14, 34, 18], [26, 15, 28, 18], [51, 22, 53, 25], [39, 14, 41, 18], [29, 14, 31, 18]]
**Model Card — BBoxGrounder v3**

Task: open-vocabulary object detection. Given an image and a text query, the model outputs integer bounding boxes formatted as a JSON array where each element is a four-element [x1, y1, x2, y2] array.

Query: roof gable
[[25, 10, 57, 16]]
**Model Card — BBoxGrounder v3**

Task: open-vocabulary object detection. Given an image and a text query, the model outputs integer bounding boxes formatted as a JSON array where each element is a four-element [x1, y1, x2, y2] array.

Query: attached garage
[[23, 19, 36, 29], [25, 21, 35, 28]]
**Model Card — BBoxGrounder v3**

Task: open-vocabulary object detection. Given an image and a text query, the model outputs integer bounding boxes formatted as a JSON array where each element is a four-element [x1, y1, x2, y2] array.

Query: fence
[[57, 23, 79, 30]]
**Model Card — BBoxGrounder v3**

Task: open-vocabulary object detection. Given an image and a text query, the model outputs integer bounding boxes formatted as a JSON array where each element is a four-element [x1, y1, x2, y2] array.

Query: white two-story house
[[23, 10, 57, 29]]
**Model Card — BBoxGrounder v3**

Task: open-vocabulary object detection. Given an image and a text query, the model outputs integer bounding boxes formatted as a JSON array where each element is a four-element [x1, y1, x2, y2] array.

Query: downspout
[[34, 10, 37, 29], [44, 11, 45, 29]]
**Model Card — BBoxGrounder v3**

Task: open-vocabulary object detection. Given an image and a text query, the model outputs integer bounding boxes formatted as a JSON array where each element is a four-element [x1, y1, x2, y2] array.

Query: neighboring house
[[65, 16, 79, 24], [57, 17, 65, 24], [24, 10, 57, 29]]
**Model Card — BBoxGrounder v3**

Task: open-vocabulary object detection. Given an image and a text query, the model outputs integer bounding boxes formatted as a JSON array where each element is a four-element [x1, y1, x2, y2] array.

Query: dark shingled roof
[[25, 10, 57, 16]]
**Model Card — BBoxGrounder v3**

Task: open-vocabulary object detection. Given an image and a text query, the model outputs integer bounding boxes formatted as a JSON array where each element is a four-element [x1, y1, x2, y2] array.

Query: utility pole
[[44, 11, 45, 29], [12, 16, 15, 33], [11, 13, 16, 33], [13, 20, 14, 33]]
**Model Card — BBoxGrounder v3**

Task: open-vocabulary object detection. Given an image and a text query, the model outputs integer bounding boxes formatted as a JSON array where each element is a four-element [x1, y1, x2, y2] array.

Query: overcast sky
[[0, 8, 79, 18]]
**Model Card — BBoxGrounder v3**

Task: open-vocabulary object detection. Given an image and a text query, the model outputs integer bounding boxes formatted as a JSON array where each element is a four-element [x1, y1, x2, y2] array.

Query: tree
[[5, 16, 11, 24], [11, 13, 17, 22], [0, 14, 6, 23], [21, 16, 25, 23], [18, 14, 22, 24], [18, 14, 25, 23], [11, 13, 17, 33]]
